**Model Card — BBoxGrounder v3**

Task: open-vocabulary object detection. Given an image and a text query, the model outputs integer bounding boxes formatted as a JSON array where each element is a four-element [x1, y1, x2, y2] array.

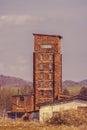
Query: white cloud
[[0, 15, 42, 25]]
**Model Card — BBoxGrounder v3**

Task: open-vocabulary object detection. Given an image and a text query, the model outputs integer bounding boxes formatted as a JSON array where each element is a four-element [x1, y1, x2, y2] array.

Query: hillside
[[0, 75, 32, 87], [62, 79, 87, 87]]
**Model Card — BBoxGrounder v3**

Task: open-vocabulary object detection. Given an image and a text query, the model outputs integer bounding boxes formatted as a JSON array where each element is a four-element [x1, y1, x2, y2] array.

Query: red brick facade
[[33, 34, 62, 109], [12, 94, 34, 113]]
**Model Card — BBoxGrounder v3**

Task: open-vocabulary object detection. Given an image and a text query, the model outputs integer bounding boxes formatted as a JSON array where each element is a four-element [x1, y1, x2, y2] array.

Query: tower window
[[40, 63, 44, 70], [40, 90, 44, 96], [49, 72, 53, 80], [49, 54, 53, 61], [40, 72, 44, 79], [40, 54, 43, 61], [41, 44, 52, 49], [49, 90, 53, 96], [49, 81, 53, 87], [49, 63, 53, 70], [20, 96, 24, 102], [40, 81, 44, 87]]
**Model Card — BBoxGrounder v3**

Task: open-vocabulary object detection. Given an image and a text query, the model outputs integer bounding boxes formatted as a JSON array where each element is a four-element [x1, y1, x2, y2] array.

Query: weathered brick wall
[[54, 53, 62, 98], [12, 95, 34, 113], [34, 35, 61, 53], [33, 34, 62, 110], [34, 52, 54, 107]]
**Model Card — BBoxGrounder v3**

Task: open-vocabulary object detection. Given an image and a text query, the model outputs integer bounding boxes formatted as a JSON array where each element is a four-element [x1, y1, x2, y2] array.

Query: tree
[[63, 88, 70, 95], [79, 86, 87, 96]]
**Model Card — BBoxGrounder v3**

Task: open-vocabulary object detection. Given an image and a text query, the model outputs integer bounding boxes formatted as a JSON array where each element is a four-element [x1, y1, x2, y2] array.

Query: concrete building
[[33, 34, 62, 110], [38, 96, 87, 122]]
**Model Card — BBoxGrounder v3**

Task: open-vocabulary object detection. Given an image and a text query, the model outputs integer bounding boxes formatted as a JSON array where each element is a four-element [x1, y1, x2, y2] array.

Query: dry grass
[[0, 121, 87, 130], [46, 109, 87, 126], [0, 120, 87, 130], [0, 109, 87, 130]]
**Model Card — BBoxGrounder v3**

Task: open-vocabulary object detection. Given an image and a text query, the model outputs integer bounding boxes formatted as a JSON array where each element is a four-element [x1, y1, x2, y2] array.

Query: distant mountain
[[0, 74, 87, 88], [62, 79, 87, 87], [78, 79, 87, 87], [0, 75, 32, 87]]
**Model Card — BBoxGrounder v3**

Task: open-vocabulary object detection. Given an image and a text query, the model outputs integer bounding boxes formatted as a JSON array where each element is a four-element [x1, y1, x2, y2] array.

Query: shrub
[[46, 109, 87, 126], [63, 88, 70, 95], [79, 86, 87, 96]]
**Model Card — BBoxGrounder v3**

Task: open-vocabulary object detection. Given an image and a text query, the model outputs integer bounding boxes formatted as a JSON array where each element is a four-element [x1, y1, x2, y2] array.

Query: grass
[[0, 120, 87, 130], [0, 109, 87, 130]]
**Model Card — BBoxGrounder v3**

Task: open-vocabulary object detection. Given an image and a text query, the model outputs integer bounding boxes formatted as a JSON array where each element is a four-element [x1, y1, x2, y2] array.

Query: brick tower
[[33, 34, 62, 109]]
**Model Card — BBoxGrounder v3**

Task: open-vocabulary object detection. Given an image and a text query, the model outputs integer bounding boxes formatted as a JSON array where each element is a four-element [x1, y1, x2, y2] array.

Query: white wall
[[39, 100, 87, 122]]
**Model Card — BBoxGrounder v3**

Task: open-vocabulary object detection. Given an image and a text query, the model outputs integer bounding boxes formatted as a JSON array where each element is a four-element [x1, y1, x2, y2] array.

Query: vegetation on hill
[[62, 79, 87, 87], [63, 86, 87, 96], [62, 86, 82, 96]]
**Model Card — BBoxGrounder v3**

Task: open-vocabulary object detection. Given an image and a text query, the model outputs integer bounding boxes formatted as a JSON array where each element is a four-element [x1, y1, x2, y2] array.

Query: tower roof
[[33, 33, 63, 39]]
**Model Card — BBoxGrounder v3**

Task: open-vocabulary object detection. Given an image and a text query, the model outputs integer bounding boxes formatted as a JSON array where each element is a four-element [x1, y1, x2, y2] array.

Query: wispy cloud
[[0, 15, 43, 25]]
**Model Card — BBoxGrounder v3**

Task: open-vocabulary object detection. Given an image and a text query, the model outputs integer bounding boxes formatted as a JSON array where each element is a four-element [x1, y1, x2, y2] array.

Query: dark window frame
[[40, 90, 44, 96], [20, 96, 24, 102], [49, 90, 53, 96]]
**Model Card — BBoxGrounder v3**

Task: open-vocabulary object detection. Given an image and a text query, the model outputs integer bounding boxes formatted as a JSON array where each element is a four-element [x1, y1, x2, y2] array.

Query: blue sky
[[0, 0, 87, 81]]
